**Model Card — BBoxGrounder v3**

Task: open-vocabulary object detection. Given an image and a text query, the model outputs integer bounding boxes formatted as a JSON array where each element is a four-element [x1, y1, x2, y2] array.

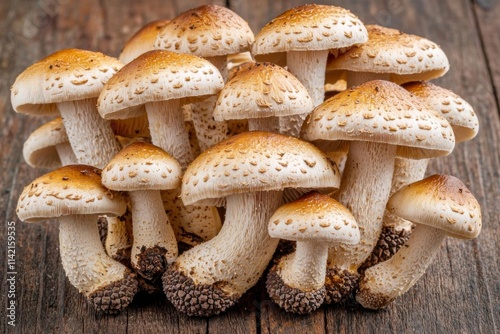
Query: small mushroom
[[118, 20, 170, 64], [163, 131, 340, 316], [16, 165, 138, 313], [267, 192, 359, 314], [102, 142, 182, 280], [356, 174, 482, 309]]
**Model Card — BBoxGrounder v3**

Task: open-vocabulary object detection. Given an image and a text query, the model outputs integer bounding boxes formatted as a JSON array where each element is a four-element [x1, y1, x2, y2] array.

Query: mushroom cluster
[[12, 3, 481, 316]]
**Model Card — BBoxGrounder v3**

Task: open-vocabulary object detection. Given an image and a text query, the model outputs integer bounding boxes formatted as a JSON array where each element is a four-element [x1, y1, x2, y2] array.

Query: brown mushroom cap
[[404, 81, 479, 142], [16, 165, 127, 223], [23, 117, 68, 168], [301, 80, 455, 159], [326, 25, 450, 84], [155, 5, 254, 57], [97, 50, 224, 120], [387, 174, 481, 239], [252, 4, 368, 57], [181, 131, 340, 206], [119, 20, 170, 64], [11, 48, 123, 116], [101, 142, 182, 191], [214, 62, 313, 121]]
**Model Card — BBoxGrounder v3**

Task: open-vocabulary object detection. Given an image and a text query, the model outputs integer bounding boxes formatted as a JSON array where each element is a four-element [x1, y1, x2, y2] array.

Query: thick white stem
[[129, 190, 178, 268], [357, 225, 445, 309], [345, 72, 391, 88], [284, 50, 328, 137], [330, 141, 396, 270], [105, 216, 131, 261], [146, 100, 193, 169], [55, 142, 78, 166], [176, 191, 282, 295], [280, 242, 328, 291], [248, 117, 280, 133], [59, 215, 129, 296], [58, 98, 121, 168]]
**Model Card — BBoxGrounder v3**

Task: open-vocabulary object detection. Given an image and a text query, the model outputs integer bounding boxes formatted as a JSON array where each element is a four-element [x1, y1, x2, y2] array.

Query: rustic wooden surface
[[1, 0, 499, 333]]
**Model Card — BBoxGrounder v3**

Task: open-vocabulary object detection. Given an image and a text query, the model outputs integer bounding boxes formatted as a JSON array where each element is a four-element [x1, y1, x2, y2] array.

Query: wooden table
[[1, 0, 498, 333]]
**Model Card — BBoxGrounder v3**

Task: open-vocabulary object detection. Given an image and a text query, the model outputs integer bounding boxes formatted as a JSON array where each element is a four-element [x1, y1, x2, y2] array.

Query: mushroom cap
[[301, 80, 456, 159], [181, 131, 340, 206], [155, 5, 254, 57], [213, 62, 313, 121], [269, 192, 359, 244], [23, 117, 68, 168], [387, 174, 481, 239], [16, 165, 127, 223], [404, 81, 478, 143], [252, 4, 368, 56], [102, 142, 182, 191], [119, 20, 170, 64], [11, 48, 123, 116], [326, 25, 450, 84], [97, 50, 224, 120]]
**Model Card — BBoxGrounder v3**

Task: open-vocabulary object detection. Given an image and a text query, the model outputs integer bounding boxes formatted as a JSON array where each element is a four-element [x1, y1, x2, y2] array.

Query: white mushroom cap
[[301, 80, 456, 159], [387, 174, 482, 239], [23, 117, 68, 168], [252, 4, 368, 59], [11, 48, 123, 116], [97, 50, 224, 120], [214, 62, 313, 121], [119, 20, 170, 64], [155, 5, 254, 57], [181, 131, 340, 206], [16, 165, 127, 223], [269, 192, 359, 244], [101, 142, 182, 191], [404, 81, 479, 143], [326, 25, 450, 84]]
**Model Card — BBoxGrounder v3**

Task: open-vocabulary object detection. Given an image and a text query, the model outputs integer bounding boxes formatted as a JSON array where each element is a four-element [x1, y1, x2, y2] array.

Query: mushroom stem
[[128, 190, 178, 279], [58, 98, 121, 168], [330, 141, 396, 270], [248, 117, 280, 133], [55, 142, 78, 166], [145, 99, 193, 169], [58, 214, 132, 296], [105, 216, 131, 264], [172, 190, 282, 296], [344, 72, 390, 87], [356, 224, 445, 309], [284, 50, 328, 136], [280, 242, 328, 291]]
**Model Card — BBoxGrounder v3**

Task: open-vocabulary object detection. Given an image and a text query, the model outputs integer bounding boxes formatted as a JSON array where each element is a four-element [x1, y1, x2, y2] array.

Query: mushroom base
[[266, 266, 325, 314], [323, 267, 359, 305], [87, 270, 138, 314], [136, 245, 168, 281], [162, 264, 237, 317]]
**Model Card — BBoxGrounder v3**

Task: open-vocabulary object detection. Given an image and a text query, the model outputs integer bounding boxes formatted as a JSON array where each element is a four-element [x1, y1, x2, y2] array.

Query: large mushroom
[[357, 174, 482, 309], [252, 4, 368, 136], [102, 142, 182, 280], [301, 80, 455, 303], [11, 48, 123, 168], [16, 165, 138, 313], [163, 131, 340, 316], [267, 192, 359, 314]]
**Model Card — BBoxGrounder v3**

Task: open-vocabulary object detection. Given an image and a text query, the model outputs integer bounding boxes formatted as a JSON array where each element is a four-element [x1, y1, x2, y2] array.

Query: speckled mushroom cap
[[102, 142, 182, 191], [326, 25, 450, 84], [119, 20, 170, 64], [155, 5, 254, 57], [213, 62, 313, 121], [269, 192, 359, 244], [404, 82, 478, 142], [16, 165, 127, 223], [97, 50, 224, 120], [23, 117, 68, 168], [181, 131, 340, 206], [301, 80, 455, 159], [252, 4, 368, 58], [11, 48, 123, 116], [387, 174, 481, 239]]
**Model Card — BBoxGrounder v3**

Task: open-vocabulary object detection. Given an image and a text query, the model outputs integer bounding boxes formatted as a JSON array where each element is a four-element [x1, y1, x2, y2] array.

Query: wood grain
[[0, 0, 498, 333]]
